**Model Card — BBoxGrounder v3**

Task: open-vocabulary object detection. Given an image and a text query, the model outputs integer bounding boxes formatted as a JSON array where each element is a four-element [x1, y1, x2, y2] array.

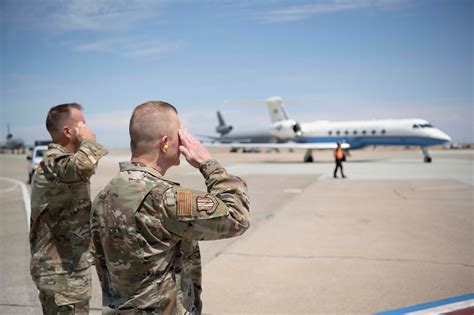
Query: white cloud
[[5, 0, 185, 59], [259, 0, 415, 23], [62, 38, 184, 59], [5, 0, 167, 33]]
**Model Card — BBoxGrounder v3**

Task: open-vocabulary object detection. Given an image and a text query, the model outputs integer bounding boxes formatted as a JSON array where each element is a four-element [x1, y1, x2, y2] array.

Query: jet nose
[[435, 129, 452, 142]]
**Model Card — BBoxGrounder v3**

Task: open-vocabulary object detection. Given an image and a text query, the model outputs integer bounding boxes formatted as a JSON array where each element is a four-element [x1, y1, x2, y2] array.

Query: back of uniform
[[91, 160, 250, 313]]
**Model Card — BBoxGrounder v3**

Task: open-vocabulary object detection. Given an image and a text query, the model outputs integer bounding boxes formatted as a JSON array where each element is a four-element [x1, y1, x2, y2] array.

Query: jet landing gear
[[421, 147, 432, 163], [304, 149, 314, 163]]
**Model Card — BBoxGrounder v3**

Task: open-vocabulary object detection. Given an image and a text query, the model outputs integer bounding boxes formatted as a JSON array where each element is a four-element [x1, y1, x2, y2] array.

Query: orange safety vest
[[336, 148, 344, 160]]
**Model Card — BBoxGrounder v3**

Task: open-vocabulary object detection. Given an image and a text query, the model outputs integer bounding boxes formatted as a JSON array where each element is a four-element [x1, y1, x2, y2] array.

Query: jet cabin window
[[413, 124, 434, 128], [328, 131, 332, 136], [353, 130, 358, 135]]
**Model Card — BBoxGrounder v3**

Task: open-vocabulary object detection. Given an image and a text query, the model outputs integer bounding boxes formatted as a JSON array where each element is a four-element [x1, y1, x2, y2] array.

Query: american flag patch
[[177, 191, 192, 217], [196, 195, 217, 215]]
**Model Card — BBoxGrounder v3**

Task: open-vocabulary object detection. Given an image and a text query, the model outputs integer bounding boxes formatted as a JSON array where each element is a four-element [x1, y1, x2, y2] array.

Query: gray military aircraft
[[0, 124, 26, 153]]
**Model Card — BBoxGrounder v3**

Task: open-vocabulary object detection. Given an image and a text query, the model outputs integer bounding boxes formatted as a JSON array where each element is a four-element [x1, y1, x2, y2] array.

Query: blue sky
[[1, 0, 472, 147]]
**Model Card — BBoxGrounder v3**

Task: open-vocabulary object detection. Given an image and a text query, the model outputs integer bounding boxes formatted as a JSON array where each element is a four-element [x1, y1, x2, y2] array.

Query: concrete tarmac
[[0, 148, 472, 314]]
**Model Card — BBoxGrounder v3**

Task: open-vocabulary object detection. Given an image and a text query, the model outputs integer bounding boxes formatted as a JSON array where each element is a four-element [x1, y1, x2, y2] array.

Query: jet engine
[[269, 119, 302, 140], [215, 125, 233, 136]]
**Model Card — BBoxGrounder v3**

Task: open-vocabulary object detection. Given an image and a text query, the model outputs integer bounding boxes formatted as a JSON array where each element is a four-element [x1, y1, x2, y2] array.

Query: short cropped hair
[[129, 101, 178, 156], [46, 103, 82, 136]]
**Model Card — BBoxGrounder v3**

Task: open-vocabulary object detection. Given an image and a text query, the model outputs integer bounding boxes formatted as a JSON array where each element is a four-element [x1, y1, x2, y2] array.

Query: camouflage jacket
[[30, 140, 108, 276], [91, 160, 250, 314]]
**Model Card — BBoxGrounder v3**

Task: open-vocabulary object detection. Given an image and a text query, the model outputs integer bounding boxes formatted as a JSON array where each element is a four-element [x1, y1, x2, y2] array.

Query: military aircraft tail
[[0, 123, 25, 153], [215, 111, 233, 137]]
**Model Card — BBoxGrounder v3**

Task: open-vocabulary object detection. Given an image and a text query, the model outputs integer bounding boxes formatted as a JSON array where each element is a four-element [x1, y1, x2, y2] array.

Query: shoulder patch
[[164, 188, 176, 207], [177, 190, 192, 217], [196, 194, 217, 215]]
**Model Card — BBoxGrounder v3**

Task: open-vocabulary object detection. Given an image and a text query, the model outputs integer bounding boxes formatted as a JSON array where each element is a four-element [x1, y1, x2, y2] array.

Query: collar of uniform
[[119, 161, 180, 186], [48, 142, 69, 154]]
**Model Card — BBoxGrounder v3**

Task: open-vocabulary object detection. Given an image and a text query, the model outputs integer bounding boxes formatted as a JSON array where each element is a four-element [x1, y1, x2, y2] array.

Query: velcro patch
[[196, 195, 217, 215], [164, 189, 176, 207], [177, 191, 192, 217]]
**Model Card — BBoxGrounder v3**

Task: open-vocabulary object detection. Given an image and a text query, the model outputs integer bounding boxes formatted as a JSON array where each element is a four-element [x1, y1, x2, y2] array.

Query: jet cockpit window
[[416, 123, 434, 128], [413, 124, 419, 128]]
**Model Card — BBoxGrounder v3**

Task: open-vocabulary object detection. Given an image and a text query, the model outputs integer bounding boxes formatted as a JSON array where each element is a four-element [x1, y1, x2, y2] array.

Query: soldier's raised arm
[[44, 124, 107, 182], [142, 128, 250, 240], [151, 159, 250, 240]]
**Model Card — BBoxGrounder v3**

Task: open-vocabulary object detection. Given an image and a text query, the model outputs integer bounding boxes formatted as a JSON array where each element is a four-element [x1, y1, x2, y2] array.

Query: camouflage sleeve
[[149, 160, 250, 241], [52, 140, 108, 182], [90, 196, 114, 299]]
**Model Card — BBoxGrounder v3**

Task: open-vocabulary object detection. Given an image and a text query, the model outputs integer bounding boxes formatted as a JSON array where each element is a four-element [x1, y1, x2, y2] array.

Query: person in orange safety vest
[[334, 142, 346, 178]]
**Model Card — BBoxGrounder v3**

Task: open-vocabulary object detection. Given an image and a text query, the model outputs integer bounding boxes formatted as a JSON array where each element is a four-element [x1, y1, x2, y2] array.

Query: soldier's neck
[[63, 143, 77, 153], [131, 156, 165, 176], [54, 139, 77, 154]]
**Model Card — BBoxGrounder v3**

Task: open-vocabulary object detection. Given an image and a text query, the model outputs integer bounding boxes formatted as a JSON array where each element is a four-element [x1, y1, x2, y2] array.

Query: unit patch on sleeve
[[196, 194, 217, 215], [177, 190, 192, 217]]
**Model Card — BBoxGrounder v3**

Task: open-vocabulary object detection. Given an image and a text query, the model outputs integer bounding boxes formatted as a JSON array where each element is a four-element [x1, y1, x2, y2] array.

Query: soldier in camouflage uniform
[[91, 101, 250, 314], [30, 103, 108, 314]]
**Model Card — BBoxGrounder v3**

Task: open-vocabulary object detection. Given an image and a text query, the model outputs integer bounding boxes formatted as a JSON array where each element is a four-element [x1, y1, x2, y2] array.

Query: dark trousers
[[334, 159, 345, 178]]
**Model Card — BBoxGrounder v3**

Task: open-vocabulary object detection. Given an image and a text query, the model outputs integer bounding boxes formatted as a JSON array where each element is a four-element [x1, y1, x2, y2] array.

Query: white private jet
[[204, 96, 452, 163]]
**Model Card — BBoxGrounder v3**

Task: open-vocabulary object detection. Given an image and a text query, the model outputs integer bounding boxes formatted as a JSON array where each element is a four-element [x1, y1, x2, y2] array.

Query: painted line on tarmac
[[283, 188, 304, 194], [0, 182, 18, 193], [375, 293, 474, 315], [0, 177, 31, 232]]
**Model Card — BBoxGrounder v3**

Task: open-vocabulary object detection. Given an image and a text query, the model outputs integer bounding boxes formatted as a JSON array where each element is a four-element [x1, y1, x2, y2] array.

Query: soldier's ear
[[63, 125, 72, 140], [160, 136, 169, 153]]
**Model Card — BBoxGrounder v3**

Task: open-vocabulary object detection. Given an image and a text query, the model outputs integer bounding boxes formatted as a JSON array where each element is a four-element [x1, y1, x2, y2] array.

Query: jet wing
[[197, 135, 261, 143], [203, 141, 350, 150]]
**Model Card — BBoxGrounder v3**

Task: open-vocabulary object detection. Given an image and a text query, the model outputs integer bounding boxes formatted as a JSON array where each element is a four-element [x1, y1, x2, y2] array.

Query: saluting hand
[[178, 129, 211, 168], [76, 122, 96, 143]]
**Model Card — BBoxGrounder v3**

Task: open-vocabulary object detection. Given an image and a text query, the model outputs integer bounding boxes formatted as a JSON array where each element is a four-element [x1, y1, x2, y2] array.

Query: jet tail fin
[[6, 123, 12, 139], [217, 111, 226, 126], [265, 96, 290, 123]]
